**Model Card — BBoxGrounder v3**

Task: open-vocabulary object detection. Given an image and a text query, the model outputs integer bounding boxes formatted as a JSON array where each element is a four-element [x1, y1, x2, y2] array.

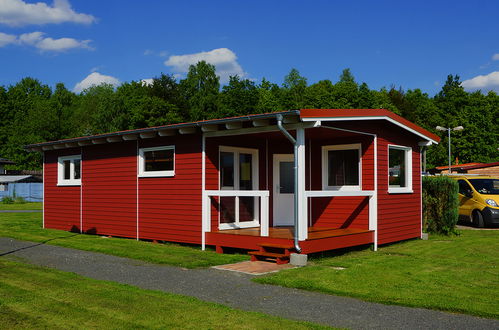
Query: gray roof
[[0, 158, 15, 165], [0, 175, 40, 183]]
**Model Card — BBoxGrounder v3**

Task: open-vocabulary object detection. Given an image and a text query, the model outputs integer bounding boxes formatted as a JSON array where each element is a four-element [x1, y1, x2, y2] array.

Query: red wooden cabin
[[27, 109, 439, 256]]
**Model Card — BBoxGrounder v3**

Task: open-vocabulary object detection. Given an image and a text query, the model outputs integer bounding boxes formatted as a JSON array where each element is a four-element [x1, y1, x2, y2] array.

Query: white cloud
[[462, 71, 499, 92], [492, 54, 499, 61], [0, 31, 16, 46], [73, 72, 120, 93], [0, 0, 95, 26], [141, 78, 153, 86], [164, 48, 246, 83], [17, 31, 92, 51]]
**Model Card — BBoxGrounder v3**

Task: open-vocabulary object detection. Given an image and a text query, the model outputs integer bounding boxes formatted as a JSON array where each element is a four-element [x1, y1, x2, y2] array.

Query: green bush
[[14, 196, 26, 204], [422, 176, 459, 235], [1, 196, 15, 204]]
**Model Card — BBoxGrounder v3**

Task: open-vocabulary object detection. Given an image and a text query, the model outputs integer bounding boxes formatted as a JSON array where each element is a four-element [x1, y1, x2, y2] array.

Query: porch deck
[[206, 227, 374, 254]]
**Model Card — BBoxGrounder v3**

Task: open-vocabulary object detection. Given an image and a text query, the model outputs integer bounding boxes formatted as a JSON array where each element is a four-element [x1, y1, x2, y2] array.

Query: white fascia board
[[301, 116, 439, 145]]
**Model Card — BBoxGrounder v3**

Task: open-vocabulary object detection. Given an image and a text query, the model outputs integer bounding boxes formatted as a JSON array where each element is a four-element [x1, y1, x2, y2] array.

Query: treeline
[[0, 61, 497, 170]]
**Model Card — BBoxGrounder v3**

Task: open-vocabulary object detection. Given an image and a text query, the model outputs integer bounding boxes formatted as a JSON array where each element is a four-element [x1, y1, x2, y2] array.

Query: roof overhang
[[25, 109, 439, 152], [300, 109, 440, 145], [25, 110, 300, 152]]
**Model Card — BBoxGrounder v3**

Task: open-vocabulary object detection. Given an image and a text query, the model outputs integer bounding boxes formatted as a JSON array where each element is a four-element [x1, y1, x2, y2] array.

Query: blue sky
[[1, 0, 499, 95]]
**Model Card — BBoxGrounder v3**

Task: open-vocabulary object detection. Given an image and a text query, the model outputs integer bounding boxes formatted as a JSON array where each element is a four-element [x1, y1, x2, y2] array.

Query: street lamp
[[436, 126, 464, 174]]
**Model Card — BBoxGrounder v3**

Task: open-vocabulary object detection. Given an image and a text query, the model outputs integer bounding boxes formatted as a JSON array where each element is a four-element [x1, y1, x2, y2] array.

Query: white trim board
[[301, 116, 438, 144]]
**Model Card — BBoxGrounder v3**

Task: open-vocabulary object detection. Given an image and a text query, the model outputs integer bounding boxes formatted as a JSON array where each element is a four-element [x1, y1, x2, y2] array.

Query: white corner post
[[201, 133, 207, 250], [260, 193, 269, 237], [297, 126, 307, 241], [369, 135, 378, 251]]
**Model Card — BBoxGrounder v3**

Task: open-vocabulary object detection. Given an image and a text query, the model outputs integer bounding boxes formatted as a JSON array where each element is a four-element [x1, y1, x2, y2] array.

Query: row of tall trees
[[0, 61, 497, 170]]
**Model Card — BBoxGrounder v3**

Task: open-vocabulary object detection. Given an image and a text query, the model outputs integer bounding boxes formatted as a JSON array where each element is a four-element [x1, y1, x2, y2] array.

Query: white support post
[[260, 195, 269, 237], [201, 134, 207, 250], [296, 127, 307, 241], [370, 135, 378, 251]]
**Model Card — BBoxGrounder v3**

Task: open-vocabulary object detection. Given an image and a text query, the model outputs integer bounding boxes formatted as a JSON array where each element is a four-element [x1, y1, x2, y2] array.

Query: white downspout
[[276, 115, 302, 253], [201, 133, 206, 250]]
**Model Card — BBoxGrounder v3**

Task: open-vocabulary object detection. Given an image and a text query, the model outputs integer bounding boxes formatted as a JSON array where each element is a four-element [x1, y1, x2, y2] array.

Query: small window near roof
[[322, 144, 361, 190], [58, 155, 82, 186], [138, 146, 175, 177], [388, 145, 412, 193]]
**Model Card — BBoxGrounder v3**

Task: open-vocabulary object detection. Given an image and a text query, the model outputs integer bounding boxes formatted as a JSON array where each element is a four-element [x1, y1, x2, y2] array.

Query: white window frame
[[57, 155, 81, 186], [322, 143, 362, 191], [218, 146, 259, 230], [388, 144, 413, 194], [138, 146, 175, 178]]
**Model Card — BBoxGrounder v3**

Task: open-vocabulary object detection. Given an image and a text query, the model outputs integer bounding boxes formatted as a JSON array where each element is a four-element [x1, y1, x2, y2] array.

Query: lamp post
[[435, 126, 464, 174]]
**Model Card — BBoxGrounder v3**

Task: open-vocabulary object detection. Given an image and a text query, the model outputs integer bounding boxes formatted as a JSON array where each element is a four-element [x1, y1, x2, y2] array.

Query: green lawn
[[0, 202, 42, 210], [0, 259, 327, 329], [0, 212, 248, 268], [255, 230, 499, 319]]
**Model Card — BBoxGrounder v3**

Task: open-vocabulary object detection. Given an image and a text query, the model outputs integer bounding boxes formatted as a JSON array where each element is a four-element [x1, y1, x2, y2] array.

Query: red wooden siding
[[44, 149, 81, 232], [138, 135, 202, 244], [82, 142, 137, 237], [323, 121, 423, 245], [307, 133, 374, 229], [376, 132, 421, 245]]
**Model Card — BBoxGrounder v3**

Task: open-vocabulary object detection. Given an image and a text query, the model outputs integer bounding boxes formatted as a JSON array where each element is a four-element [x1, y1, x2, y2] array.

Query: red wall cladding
[[45, 135, 204, 244], [327, 121, 423, 245], [44, 149, 81, 232], [308, 134, 374, 229], [82, 142, 137, 237], [138, 135, 202, 244]]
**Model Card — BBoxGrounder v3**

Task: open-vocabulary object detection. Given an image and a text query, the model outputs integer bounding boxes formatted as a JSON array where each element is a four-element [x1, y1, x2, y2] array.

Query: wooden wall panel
[[44, 148, 81, 232], [138, 134, 202, 244]]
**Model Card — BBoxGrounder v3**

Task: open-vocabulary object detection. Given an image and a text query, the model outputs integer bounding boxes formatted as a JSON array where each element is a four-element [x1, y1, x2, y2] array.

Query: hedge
[[422, 176, 459, 235]]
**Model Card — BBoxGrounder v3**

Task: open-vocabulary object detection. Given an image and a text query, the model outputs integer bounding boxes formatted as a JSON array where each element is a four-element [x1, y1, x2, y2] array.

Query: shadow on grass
[[0, 233, 79, 257]]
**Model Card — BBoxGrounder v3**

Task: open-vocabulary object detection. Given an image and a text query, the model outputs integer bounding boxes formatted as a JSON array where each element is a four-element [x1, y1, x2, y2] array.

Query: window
[[458, 180, 473, 196], [219, 146, 259, 229], [58, 155, 81, 186], [138, 146, 175, 177], [322, 144, 361, 191], [0, 183, 7, 192], [388, 145, 412, 193]]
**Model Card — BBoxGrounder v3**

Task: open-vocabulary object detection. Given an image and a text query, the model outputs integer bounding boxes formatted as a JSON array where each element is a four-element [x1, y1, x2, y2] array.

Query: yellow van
[[451, 176, 499, 227]]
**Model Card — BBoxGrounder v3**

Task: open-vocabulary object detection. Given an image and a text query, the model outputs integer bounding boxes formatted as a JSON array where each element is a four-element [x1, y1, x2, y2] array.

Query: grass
[[0, 202, 42, 211], [0, 259, 327, 329], [0, 212, 248, 268], [255, 230, 499, 319]]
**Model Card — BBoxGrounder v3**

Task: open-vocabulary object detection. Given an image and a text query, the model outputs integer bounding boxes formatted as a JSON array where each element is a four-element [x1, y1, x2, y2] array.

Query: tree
[[148, 73, 188, 121], [281, 68, 307, 109], [180, 61, 220, 121], [219, 76, 259, 117], [256, 78, 281, 113]]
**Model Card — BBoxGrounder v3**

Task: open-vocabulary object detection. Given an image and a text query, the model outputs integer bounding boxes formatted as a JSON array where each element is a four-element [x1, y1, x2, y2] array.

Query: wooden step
[[248, 251, 288, 258], [248, 251, 290, 264]]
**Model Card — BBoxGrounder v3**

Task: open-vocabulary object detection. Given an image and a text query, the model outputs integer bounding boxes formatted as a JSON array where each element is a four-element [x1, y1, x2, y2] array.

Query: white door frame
[[273, 154, 295, 226]]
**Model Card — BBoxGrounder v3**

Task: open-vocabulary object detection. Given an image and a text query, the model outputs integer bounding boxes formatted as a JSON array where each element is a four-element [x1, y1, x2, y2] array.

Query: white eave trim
[[301, 116, 439, 145]]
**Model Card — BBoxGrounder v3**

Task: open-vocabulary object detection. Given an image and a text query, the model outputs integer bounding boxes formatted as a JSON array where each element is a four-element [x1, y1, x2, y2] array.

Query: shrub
[[14, 196, 26, 204], [422, 176, 459, 235], [1, 196, 15, 204]]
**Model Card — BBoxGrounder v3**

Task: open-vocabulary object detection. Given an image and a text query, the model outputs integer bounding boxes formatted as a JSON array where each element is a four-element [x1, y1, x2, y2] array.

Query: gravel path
[[1, 237, 497, 330]]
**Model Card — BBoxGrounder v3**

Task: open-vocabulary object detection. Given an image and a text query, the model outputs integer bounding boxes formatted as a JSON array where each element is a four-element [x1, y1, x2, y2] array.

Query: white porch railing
[[203, 190, 270, 236], [304, 190, 377, 240]]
